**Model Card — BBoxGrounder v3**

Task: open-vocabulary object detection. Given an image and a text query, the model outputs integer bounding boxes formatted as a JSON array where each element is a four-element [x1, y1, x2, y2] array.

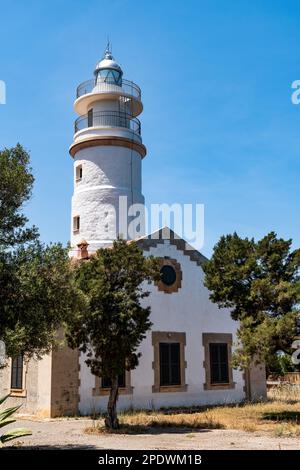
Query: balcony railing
[[74, 111, 141, 135], [76, 78, 141, 100]]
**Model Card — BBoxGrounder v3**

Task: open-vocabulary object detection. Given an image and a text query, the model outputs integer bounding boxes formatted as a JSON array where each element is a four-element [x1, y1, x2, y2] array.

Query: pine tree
[[66, 239, 159, 429], [203, 232, 300, 369], [0, 145, 84, 359]]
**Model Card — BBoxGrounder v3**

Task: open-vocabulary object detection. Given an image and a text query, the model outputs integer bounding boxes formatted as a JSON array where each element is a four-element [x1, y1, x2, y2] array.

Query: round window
[[160, 265, 177, 286]]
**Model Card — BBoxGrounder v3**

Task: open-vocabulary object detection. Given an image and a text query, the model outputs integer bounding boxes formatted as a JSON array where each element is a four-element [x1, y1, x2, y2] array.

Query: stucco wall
[[0, 354, 54, 417], [0, 358, 39, 415], [78, 240, 246, 415], [50, 344, 79, 417], [247, 363, 267, 401]]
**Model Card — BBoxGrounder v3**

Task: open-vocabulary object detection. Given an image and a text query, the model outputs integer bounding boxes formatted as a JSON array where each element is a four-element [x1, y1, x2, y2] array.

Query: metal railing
[[74, 110, 141, 134], [76, 78, 141, 100]]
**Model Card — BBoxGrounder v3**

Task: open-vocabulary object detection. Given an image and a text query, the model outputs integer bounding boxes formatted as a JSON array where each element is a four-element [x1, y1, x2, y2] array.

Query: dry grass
[[268, 383, 300, 403], [85, 385, 300, 437]]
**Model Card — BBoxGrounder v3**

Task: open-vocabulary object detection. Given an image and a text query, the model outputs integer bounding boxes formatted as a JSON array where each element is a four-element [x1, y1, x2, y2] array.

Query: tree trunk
[[105, 376, 119, 429]]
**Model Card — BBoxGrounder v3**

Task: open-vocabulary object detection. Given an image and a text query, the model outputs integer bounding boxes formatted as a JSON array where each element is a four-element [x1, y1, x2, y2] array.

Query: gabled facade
[[78, 227, 266, 415]]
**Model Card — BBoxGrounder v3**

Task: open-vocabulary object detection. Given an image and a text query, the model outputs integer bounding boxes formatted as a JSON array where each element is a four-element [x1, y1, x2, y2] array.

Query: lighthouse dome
[[94, 48, 123, 86]]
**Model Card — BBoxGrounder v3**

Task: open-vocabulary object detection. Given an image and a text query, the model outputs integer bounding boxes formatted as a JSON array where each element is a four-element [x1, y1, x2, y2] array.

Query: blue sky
[[0, 0, 299, 256]]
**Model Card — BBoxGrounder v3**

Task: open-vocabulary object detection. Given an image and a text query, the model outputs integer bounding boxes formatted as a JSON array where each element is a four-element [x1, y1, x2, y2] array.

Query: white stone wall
[[71, 146, 144, 252], [78, 240, 245, 415]]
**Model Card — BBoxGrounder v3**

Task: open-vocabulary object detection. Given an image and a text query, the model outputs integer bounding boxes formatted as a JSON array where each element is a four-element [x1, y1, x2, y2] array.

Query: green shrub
[[0, 394, 31, 446]]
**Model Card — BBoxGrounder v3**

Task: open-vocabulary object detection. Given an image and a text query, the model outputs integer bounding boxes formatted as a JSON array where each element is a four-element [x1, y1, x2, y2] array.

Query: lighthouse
[[0, 48, 268, 417], [69, 46, 146, 253]]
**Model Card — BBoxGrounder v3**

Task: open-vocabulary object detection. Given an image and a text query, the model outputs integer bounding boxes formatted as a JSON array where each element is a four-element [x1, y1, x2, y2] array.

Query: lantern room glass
[[95, 68, 122, 86]]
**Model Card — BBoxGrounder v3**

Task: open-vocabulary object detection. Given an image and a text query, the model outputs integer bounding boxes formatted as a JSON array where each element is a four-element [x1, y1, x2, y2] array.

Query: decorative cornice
[[69, 136, 147, 158], [135, 227, 208, 267]]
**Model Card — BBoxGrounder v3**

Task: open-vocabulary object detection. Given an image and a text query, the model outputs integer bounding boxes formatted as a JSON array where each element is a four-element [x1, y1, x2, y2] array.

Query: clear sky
[[0, 0, 299, 256]]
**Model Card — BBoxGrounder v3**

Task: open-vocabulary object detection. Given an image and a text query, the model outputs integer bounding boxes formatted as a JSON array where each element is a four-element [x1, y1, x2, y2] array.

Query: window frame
[[202, 333, 235, 390], [93, 370, 133, 396], [209, 343, 229, 385], [152, 331, 187, 393], [76, 164, 83, 182], [10, 355, 26, 397], [73, 215, 80, 233], [101, 370, 126, 389], [156, 258, 182, 294]]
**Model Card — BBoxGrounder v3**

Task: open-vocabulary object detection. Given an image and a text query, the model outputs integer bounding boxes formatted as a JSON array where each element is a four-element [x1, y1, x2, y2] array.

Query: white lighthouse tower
[[69, 46, 146, 253]]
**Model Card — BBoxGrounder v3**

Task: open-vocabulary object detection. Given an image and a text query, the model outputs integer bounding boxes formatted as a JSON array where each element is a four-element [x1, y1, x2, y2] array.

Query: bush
[[0, 394, 31, 446]]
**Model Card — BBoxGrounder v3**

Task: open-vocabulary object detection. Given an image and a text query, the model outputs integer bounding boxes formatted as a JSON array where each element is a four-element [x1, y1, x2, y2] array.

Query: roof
[[94, 49, 122, 74]]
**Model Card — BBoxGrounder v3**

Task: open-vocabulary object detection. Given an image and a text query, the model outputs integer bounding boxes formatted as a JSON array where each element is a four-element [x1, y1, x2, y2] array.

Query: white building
[[0, 48, 266, 417]]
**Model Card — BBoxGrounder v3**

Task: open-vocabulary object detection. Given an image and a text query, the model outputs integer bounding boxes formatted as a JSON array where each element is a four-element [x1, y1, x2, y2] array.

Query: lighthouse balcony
[[74, 79, 142, 116], [77, 78, 141, 99], [73, 111, 142, 144]]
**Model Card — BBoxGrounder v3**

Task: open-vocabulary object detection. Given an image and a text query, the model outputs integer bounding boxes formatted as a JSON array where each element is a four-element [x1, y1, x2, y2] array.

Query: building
[[0, 48, 266, 417]]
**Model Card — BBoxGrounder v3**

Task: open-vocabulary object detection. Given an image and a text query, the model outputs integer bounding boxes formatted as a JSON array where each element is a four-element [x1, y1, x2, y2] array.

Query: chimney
[[77, 239, 89, 260]]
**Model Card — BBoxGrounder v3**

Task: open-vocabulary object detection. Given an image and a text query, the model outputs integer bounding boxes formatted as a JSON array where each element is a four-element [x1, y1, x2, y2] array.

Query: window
[[87, 108, 93, 127], [102, 371, 126, 389], [156, 258, 182, 294], [202, 333, 235, 390], [159, 343, 181, 386], [209, 343, 229, 384], [160, 265, 177, 286], [96, 69, 122, 86], [76, 165, 82, 182], [93, 370, 133, 396], [152, 332, 187, 393], [73, 216, 80, 233], [11, 355, 23, 390]]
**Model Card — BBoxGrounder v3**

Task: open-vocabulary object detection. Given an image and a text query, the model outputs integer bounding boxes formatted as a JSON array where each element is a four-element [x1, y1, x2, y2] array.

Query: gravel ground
[[4, 418, 300, 450]]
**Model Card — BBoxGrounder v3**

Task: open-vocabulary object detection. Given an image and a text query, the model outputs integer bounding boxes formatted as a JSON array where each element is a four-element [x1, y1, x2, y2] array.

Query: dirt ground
[[6, 418, 300, 450]]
